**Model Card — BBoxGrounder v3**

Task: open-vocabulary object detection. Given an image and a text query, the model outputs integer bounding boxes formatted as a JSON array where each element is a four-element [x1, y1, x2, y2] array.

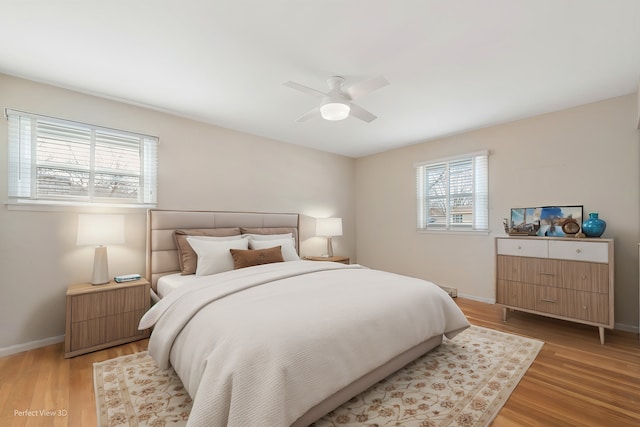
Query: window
[[6, 109, 157, 207], [416, 151, 488, 232]]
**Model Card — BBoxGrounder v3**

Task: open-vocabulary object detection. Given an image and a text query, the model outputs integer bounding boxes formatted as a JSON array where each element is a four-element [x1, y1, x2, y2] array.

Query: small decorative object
[[508, 205, 582, 237], [539, 207, 565, 236], [509, 208, 539, 235], [538, 206, 583, 237], [582, 212, 606, 237], [560, 218, 581, 236]]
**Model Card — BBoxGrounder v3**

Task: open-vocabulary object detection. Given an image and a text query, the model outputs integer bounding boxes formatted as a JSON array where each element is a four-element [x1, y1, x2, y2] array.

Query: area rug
[[94, 326, 543, 427]]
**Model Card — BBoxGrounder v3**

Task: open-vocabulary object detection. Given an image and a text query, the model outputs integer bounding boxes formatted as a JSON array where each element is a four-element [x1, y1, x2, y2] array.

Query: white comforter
[[139, 261, 469, 427]]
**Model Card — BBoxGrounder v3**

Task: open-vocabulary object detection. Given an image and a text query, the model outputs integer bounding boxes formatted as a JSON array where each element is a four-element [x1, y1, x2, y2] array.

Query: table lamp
[[316, 217, 343, 257], [77, 214, 125, 285]]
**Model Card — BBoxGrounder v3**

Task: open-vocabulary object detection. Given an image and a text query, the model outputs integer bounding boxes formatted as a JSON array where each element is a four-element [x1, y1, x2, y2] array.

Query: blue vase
[[582, 212, 606, 237]]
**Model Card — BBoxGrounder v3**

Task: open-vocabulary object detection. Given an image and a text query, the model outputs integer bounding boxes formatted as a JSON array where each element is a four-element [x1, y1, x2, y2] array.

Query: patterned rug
[[93, 326, 543, 427]]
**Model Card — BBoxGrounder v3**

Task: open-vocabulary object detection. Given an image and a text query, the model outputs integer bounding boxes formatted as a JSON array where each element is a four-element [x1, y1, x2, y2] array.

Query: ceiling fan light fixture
[[320, 102, 350, 121]]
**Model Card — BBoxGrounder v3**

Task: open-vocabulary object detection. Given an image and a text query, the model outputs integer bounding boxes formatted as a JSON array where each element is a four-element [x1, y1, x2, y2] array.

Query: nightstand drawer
[[70, 309, 147, 352], [70, 285, 148, 322]]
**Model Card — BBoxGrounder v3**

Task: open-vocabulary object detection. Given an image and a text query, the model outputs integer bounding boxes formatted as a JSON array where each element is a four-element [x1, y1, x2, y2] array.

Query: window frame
[[415, 150, 489, 233], [6, 109, 158, 210]]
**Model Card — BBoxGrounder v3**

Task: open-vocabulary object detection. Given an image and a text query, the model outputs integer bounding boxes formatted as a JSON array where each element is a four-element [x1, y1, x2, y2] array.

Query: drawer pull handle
[[540, 272, 555, 276], [540, 298, 557, 303], [576, 249, 582, 254], [517, 246, 522, 250]]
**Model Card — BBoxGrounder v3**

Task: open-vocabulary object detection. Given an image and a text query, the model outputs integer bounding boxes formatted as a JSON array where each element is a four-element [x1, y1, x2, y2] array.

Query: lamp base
[[326, 237, 334, 257], [92, 246, 110, 285]]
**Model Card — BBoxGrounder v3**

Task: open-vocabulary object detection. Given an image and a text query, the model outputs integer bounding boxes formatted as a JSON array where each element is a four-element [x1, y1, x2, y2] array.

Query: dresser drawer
[[497, 238, 548, 258], [548, 240, 608, 263], [496, 280, 535, 310], [535, 286, 609, 324], [496, 255, 522, 282], [562, 260, 609, 293]]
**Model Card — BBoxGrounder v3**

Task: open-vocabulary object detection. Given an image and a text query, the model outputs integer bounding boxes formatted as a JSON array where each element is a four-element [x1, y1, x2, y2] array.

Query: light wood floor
[[1, 298, 639, 426], [458, 298, 640, 427]]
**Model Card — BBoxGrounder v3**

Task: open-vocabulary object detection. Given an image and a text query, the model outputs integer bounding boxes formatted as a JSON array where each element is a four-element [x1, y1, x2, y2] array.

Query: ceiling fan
[[283, 75, 389, 123]]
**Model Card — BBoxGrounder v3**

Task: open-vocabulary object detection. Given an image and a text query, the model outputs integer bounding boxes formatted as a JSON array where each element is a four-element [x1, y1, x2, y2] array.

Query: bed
[[141, 209, 470, 427]]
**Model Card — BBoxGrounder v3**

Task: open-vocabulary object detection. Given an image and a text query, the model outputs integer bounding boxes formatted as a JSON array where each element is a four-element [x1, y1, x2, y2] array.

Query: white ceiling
[[1, 1, 639, 158]]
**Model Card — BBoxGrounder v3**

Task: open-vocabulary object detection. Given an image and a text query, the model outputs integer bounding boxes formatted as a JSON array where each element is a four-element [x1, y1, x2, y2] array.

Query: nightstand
[[64, 279, 151, 358], [304, 256, 350, 265]]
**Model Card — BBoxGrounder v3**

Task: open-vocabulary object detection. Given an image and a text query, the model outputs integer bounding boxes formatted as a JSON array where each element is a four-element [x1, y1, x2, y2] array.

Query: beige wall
[[356, 94, 640, 331], [0, 74, 356, 350], [1, 72, 638, 351]]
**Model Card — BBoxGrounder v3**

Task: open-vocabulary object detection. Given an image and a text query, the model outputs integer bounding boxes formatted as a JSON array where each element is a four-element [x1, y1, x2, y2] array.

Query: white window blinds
[[416, 151, 488, 231], [6, 109, 158, 207]]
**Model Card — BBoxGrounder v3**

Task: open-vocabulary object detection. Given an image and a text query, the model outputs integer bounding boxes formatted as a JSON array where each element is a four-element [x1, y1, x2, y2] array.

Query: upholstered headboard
[[146, 209, 300, 292]]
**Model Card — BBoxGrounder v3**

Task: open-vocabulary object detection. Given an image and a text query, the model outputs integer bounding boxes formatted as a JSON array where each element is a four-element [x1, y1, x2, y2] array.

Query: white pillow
[[187, 234, 246, 241], [243, 233, 296, 250], [187, 236, 249, 276], [243, 233, 292, 241], [249, 238, 300, 262]]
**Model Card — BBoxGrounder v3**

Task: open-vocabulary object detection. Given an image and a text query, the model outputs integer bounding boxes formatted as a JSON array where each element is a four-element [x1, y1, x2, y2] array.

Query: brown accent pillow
[[174, 228, 241, 275], [230, 246, 284, 269]]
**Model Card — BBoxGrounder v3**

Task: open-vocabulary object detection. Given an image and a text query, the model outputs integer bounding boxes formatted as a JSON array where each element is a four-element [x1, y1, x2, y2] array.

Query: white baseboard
[[458, 293, 495, 304], [0, 335, 64, 358], [615, 322, 639, 334]]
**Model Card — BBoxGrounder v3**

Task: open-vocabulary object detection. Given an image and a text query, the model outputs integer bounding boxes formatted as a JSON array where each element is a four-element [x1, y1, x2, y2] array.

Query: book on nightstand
[[114, 273, 142, 283]]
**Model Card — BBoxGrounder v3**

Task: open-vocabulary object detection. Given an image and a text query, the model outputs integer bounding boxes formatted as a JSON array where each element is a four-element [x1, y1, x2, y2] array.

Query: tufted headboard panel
[[146, 209, 300, 292]]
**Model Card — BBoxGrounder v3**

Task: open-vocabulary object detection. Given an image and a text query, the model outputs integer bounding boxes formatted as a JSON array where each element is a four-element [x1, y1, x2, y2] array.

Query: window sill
[[417, 228, 490, 236], [5, 199, 153, 214]]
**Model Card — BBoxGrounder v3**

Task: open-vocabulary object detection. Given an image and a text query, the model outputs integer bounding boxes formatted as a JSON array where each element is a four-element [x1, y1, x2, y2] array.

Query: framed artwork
[[508, 205, 583, 237], [509, 207, 538, 235], [537, 205, 583, 237]]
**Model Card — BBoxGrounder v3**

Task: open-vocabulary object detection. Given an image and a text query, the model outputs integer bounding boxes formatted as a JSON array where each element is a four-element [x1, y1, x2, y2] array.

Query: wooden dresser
[[495, 237, 614, 344], [64, 279, 151, 358]]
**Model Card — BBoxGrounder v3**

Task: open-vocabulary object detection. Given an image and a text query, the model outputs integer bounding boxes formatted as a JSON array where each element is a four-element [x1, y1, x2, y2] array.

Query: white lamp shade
[[77, 214, 125, 246], [320, 102, 350, 121], [316, 217, 343, 237]]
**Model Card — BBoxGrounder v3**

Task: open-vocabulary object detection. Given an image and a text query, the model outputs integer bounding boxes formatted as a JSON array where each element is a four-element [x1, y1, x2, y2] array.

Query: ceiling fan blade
[[295, 107, 321, 122], [283, 81, 326, 98], [345, 76, 389, 100], [348, 103, 377, 123]]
